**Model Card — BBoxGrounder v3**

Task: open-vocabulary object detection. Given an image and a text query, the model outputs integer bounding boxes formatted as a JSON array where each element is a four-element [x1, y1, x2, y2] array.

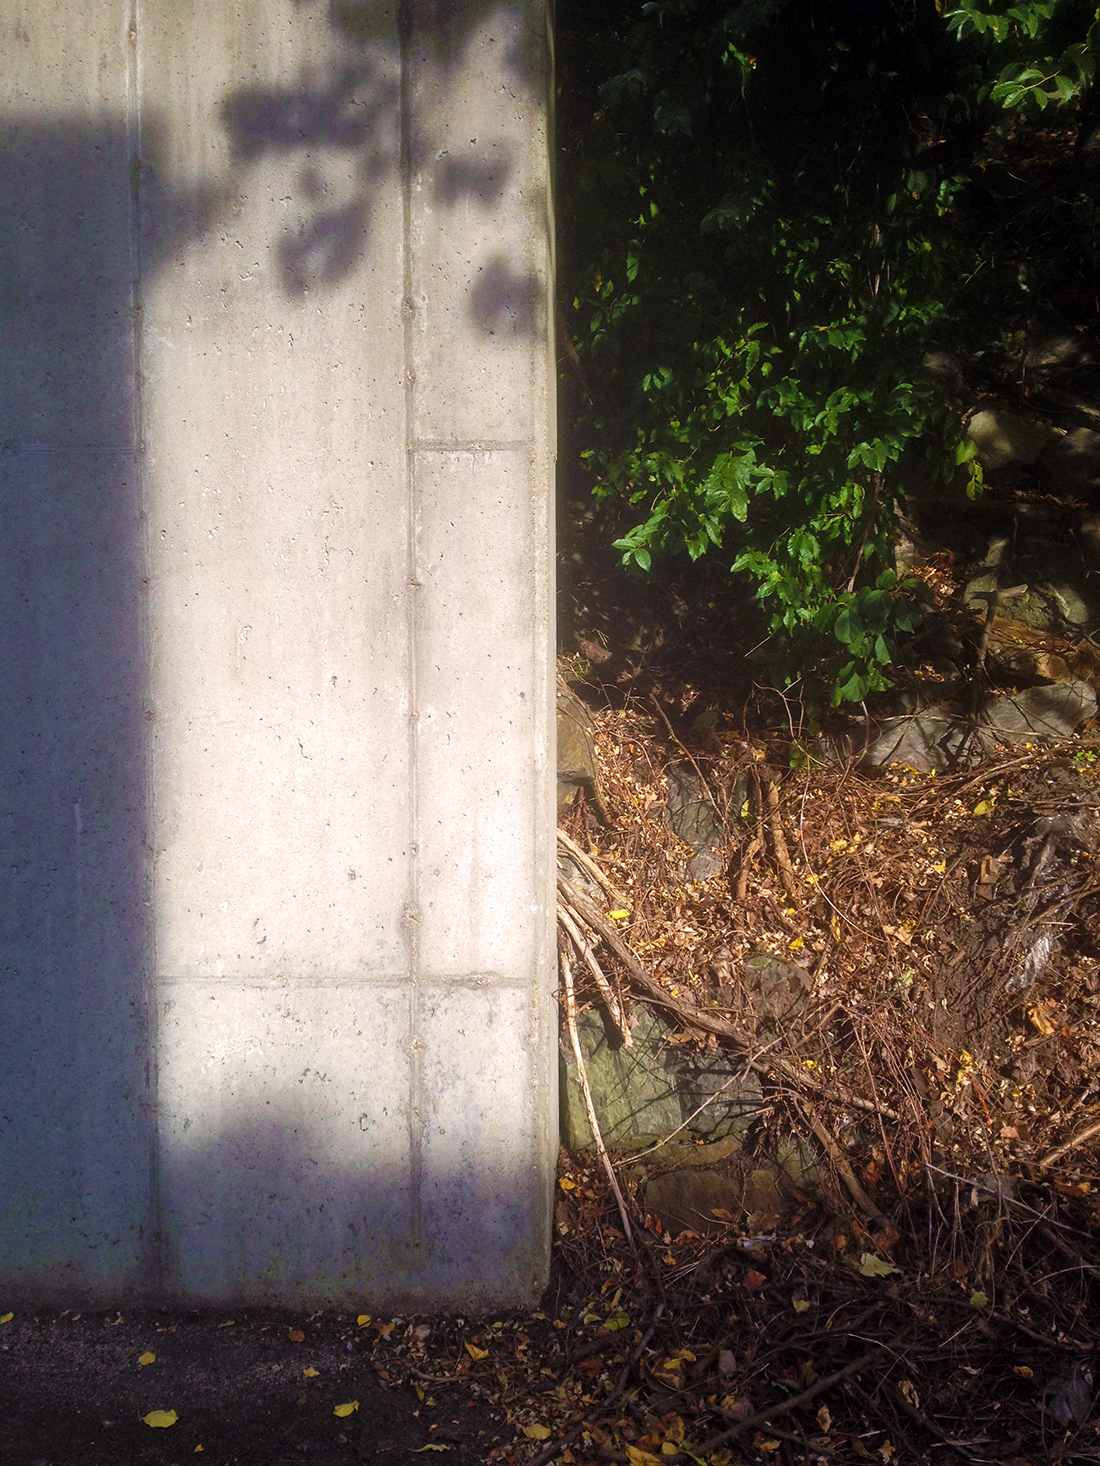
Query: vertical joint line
[[124, 0, 161, 1293], [398, 0, 424, 1247]]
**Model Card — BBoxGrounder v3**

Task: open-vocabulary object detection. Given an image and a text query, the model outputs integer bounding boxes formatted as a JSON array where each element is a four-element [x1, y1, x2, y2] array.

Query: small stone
[[644, 1169, 743, 1236]]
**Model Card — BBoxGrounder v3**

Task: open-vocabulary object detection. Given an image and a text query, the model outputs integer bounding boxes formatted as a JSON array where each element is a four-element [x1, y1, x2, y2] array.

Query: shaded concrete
[[0, 0, 554, 1309]]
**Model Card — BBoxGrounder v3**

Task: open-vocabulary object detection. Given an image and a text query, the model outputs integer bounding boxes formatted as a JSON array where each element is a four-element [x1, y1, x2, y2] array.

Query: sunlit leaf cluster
[[559, 0, 1098, 702]]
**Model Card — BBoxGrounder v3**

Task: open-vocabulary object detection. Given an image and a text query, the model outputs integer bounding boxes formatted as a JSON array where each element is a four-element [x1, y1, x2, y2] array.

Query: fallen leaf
[[969, 1291, 989, 1308], [1014, 1365, 1034, 1379], [288, 1328, 305, 1343], [1027, 1004, 1055, 1036], [879, 1442, 896, 1462], [216, 1320, 234, 1328], [138, 1351, 156, 1367], [792, 1298, 811, 1313], [412, 1445, 451, 1453], [374, 1319, 395, 1337], [523, 1424, 552, 1440], [465, 1343, 489, 1361], [858, 1253, 899, 1278], [816, 1404, 832, 1432], [744, 1269, 767, 1289], [608, 910, 631, 920], [625, 1447, 664, 1465], [303, 1367, 319, 1378], [143, 1410, 178, 1428], [357, 1314, 371, 1326], [195, 1447, 204, 1454], [558, 1177, 576, 1191], [718, 1350, 736, 1377], [0, 1313, 12, 1325], [973, 800, 994, 816], [898, 1380, 919, 1407], [334, 1400, 359, 1418], [604, 1310, 631, 1331]]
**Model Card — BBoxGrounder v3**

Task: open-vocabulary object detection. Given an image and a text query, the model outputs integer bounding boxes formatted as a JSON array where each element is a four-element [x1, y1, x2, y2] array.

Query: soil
[[0, 1307, 539, 1464]]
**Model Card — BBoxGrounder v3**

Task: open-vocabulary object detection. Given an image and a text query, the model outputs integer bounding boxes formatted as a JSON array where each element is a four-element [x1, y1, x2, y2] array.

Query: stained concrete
[[0, 0, 554, 1309]]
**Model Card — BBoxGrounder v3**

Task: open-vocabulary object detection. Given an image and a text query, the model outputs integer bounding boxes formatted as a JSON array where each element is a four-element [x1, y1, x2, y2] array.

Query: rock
[[666, 763, 725, 882], [1025, 315, 1095, 384], [644, 1169, 744, 1236], [557, 679, 609, 823], [560, 1007, 761, 1152], [741, 953, 812, 1029], [742, 1163, 790, 1220], [967, 408, 1057, 471], [978, 680, 1096, 740], [1041, 427, 1100, 498], [776, 1133, 827, 1189], [825, 679, 1096, 773], [985, 617, 1100, 687], [828, 699, 959, 774]]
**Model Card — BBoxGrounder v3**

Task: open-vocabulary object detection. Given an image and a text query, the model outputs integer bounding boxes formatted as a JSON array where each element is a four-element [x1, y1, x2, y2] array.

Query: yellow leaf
[[792, 1298, 811, 1313], [788, 935, 804, 951], [0, 1313, 12, 1325], [559, 1177, 576, 1191], [143, 1410, 178, 1428], [334, 1400, 359, 1418], [465, 1343, 488, 1361], [217, 1320, 234, 1328], [1027, 1004, 1055, 1036], [1015, 1365, 1034, 1379], [607, 910, 630, 920], [303, 1367, 319, 1378], [195, 1447, 204, 1454], [626, 1447, 665, 1466], [969, 1291, 989, 1308], [138, 1351, 156, 1367], [858, 1253, 899, 1277], [411, 1446, 450, 1453], [523, 1424, 552, 1440], [973, 800, 994, 816], [357, 1313, 371, 1326]]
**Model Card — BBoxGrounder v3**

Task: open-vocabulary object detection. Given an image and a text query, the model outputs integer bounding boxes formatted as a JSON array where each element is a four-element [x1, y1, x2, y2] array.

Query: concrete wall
[[0, 0, 555, 1309]]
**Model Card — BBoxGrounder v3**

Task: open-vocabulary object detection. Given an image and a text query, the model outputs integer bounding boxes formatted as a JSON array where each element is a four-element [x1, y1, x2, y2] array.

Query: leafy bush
[[559, 0, 1099, 702]]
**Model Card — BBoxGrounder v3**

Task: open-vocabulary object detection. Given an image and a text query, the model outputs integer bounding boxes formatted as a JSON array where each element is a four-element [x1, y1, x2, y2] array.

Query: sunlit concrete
[[0, 0, 555, 1309]]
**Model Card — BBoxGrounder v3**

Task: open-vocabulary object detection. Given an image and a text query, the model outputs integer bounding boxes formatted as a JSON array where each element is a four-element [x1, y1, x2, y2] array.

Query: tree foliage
[[558, 0, 1100, 702]]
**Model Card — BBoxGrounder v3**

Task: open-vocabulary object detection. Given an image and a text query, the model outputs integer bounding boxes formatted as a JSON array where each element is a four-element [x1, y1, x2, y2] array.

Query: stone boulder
[[560, 1007, 761, 1152], [967, 408, 1058, 471], [557, 679, 609, 824]]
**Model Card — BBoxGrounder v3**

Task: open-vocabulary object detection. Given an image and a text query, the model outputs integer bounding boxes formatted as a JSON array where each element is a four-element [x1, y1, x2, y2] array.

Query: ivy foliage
[[559, 0, 1099, 703]]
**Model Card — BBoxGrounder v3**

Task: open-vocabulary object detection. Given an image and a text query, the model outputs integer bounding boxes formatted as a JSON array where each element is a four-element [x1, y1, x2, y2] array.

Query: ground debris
[[544, 699, 1100, 1464]]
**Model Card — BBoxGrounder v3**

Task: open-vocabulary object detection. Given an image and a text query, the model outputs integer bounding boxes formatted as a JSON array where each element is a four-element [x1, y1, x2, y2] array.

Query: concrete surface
[[0, 0, 555, 1309]]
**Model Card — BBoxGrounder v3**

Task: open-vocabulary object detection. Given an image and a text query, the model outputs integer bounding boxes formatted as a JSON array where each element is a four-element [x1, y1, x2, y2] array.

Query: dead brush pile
[[547, 704, 1100, 1465]]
